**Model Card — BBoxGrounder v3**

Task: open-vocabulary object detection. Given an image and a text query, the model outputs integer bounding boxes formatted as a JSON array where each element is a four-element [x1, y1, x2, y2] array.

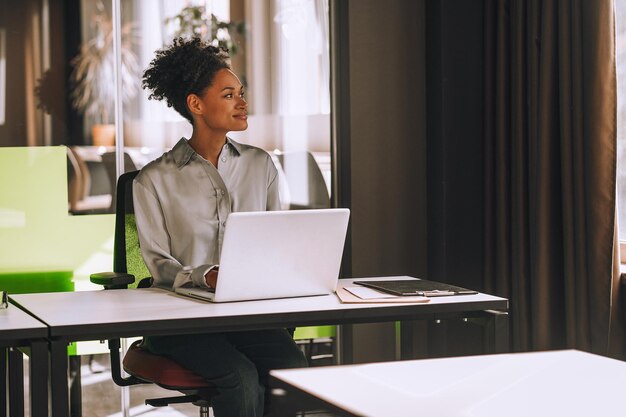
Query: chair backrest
[[102, 152, 138, 214], [276, 151, 330, 210], [66, 146, 91, 211], [114, 170, 151, 288]]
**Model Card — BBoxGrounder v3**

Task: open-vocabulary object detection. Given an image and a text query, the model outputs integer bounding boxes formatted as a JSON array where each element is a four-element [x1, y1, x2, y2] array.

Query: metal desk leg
[[483, 310, 509, 353], [336, 325, 353, 364], [399, 320, 419, 360], [7, 348, 23, 417], [50, 340, 70, 417], [399, 320, 432, 360], [69, 355, 82, 417], [29, 340, 48, 417], [1, 347, 6, 417]]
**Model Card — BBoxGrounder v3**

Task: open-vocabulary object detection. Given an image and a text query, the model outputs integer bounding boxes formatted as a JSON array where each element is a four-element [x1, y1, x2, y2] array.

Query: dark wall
[[334, 0, 485, 291], [332, 0, 486, 361], [334, 0, 427, 280], [425, 0, 485, 292], [332, 0, 427, 362]]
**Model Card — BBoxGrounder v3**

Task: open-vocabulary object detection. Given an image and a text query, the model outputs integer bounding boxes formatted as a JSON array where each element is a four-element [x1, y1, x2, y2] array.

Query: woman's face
[[193, 68, 248, 133]]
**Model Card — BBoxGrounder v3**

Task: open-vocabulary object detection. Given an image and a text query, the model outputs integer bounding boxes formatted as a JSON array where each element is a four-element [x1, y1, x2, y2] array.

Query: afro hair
[[142, 37, 231, 123]]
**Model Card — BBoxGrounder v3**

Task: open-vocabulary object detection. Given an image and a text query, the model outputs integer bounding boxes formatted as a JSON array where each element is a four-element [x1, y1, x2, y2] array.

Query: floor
[[19, 338, 336, 417]]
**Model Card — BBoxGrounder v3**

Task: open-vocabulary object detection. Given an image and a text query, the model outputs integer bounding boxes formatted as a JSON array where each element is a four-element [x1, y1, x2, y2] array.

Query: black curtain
[[483, 0, 624, 356]]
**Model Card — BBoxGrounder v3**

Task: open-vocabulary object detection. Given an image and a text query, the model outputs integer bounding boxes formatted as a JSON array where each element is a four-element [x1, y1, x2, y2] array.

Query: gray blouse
[[133, 137, 280, 290]]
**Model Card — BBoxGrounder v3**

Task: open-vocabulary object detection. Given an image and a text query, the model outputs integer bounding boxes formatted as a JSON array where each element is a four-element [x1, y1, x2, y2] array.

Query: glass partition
[[0, 0, 332, 300], [0, 3, 333, 412], [0, 0, 330, 214]]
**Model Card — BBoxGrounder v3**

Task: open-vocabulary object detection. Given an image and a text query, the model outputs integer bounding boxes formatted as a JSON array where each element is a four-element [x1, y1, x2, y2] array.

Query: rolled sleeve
[[193, 265, 212, 287]]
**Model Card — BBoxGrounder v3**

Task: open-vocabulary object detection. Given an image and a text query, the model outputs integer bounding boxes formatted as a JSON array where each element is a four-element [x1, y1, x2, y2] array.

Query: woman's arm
[[133, 178, 215, 290]]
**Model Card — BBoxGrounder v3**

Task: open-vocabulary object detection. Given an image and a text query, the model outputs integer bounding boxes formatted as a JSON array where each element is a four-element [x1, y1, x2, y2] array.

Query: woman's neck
[[188, 131, 226, 167]]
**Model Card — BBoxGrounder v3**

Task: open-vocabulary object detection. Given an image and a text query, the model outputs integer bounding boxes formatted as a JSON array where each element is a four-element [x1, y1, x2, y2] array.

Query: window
[[616, 0, 626, 260]]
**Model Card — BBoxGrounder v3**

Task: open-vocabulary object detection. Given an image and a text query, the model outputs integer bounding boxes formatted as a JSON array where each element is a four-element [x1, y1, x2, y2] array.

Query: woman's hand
[[205, 267, 219, 288]]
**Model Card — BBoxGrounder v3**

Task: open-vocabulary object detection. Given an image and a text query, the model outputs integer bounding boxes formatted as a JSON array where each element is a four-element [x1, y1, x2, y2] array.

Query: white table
[[9, 277, 508, 417], [0, 304, 48, 417], [270, 349, 626, 417]]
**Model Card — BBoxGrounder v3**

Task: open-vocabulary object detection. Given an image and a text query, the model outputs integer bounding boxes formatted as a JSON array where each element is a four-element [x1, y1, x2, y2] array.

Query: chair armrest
[[90, 272, 135, 289], [107, 339, 147, 386]]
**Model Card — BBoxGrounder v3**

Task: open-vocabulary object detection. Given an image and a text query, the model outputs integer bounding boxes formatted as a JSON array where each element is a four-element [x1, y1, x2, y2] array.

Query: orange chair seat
[[123, 340, 212, 389]]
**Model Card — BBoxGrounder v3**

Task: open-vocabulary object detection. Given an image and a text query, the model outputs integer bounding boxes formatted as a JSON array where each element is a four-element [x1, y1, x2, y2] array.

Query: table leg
[[50, 340, 70, 417], [399, 320, 431, 360], [69, 355, 82, 417], [29, 340, 48, 417], [1, 347, 6, 417], [483, 309, 509, 353], [270, 386, 299, 417], [336, 325, 353, 364], [7, 348, 23, 417]]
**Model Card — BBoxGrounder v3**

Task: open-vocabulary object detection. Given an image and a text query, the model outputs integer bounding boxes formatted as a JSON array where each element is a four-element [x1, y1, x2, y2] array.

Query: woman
[[133, 38, 307, 417]]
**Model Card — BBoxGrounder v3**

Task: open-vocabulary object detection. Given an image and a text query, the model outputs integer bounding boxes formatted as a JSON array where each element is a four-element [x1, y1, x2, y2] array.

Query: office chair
[[66, 147, 111, 214], [101, 151, 137, 214], [90, 170, 217, 416], [275, 150, 330, 210]]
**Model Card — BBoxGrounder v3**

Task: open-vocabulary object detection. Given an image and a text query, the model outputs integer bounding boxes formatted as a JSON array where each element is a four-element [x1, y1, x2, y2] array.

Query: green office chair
[[90, 170, 217, 415]]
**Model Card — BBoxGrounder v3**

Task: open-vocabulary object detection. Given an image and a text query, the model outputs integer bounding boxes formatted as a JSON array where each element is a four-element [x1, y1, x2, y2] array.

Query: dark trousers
[[144, 329, 307, 417]]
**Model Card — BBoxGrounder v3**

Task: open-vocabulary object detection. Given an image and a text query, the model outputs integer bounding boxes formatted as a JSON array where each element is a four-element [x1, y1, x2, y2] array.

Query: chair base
[[145, 393, 205, 407], [146, 394, 211, 416]]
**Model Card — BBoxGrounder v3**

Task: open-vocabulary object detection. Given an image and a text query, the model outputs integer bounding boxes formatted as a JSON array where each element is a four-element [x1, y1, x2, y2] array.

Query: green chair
[[90, 171, 217, 415]]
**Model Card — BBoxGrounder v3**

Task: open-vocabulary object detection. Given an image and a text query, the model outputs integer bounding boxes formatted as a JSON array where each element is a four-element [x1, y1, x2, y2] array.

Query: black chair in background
[[101, 152, 137, 214], [90, 171, 217, 416]]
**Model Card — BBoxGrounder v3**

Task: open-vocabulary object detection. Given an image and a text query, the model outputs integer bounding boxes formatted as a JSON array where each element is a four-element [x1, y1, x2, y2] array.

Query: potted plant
[[165, 5, 245, 55], [69, 0, 140, 146]]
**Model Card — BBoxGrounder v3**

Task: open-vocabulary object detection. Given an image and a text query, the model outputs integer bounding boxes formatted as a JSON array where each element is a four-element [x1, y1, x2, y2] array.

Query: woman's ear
[[187, 94, 203, 116]]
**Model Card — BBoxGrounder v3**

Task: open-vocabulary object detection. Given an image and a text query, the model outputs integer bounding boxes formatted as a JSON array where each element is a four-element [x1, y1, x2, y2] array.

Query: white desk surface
[[0, 304, 47, 342], [9, 277, 507, 340], [271, 350, 626, 417]]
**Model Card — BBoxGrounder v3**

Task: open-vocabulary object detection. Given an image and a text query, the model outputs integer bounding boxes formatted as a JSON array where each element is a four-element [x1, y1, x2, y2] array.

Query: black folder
[[353, 278, 478, 297]]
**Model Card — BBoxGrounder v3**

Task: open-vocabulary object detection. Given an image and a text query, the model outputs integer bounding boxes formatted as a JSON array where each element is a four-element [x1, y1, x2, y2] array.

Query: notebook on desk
[[353, 277, 478, 297], [175, 208, 350, 303]]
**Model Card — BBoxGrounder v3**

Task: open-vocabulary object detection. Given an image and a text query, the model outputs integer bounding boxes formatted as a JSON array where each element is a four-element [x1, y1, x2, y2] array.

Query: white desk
[[10, 277, 508, 417], [270, 350, 626, 417], [0, 304, 48, 417]]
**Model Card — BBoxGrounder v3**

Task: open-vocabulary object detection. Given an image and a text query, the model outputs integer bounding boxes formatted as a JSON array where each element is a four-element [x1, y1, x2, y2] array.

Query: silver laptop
[[175, 208, 350, 302]]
